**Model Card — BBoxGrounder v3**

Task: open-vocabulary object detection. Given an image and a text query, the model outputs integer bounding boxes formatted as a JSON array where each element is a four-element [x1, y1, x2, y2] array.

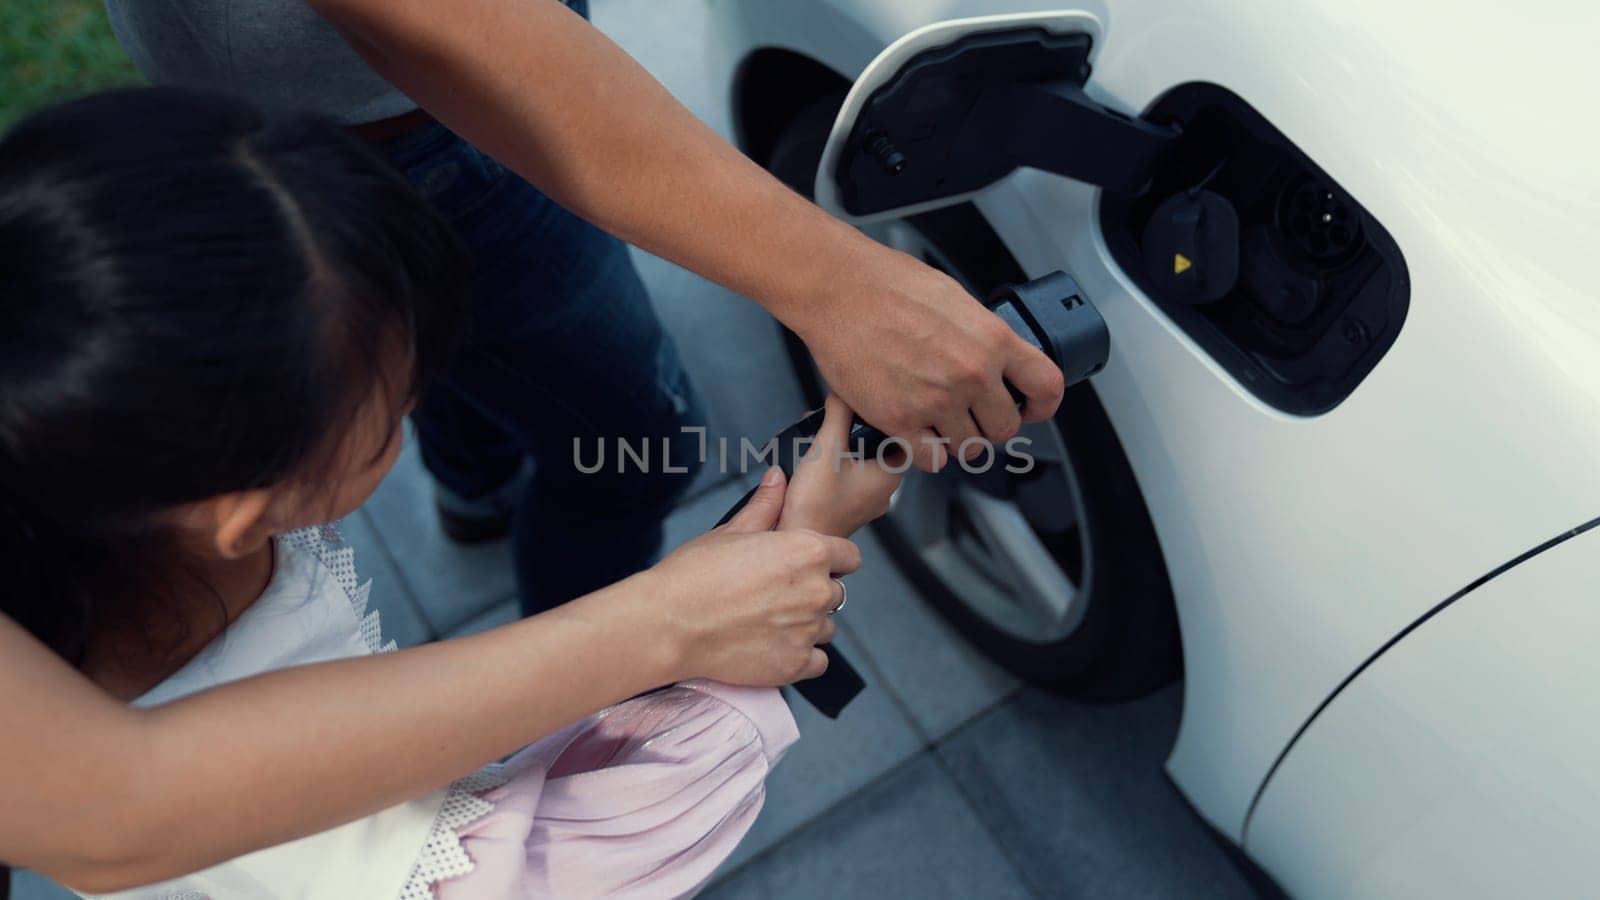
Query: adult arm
[[1, 474, 852, 892], [0, 592, 668, 891], [309, 0, 1065, 470]]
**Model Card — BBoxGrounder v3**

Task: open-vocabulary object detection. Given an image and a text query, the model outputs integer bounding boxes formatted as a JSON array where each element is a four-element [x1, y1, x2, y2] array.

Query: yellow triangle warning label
[[1174, 253, 1193, 275]]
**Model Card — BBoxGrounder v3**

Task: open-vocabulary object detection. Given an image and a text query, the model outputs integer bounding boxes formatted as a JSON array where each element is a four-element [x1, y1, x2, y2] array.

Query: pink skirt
[[431, 680, 798, 899]]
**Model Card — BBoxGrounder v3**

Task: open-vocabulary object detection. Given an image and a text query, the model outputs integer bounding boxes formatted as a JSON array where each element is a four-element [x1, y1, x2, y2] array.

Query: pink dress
[[92, 526, 798, 900], [432, 679, 797, 899]]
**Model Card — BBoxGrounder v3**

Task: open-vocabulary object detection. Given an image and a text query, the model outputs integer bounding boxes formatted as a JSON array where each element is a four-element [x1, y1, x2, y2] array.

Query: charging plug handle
[[711, 271, 1108, 719], [834, 27, 1179, 217], [841, 270, 1109, 458], [991, 270, 1110, 386]]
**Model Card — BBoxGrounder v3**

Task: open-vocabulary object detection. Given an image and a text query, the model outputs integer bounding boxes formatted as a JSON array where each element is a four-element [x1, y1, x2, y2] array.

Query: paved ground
[[13, 3, 1260, 897]]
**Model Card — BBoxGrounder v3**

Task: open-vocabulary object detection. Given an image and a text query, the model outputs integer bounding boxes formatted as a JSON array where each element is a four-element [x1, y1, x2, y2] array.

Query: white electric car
[[701, 2, 1600, 896]]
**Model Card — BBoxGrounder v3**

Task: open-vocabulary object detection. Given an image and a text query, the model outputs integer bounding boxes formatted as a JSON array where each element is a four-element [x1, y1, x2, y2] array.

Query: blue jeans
[[378, 122, 706, 615]]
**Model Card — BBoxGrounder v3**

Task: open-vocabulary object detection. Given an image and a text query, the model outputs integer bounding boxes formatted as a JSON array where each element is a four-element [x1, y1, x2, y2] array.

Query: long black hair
[[0, 88, 468, 664]]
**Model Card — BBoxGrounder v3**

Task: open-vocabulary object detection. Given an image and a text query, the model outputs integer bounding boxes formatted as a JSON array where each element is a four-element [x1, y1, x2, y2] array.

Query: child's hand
[[779, 394, 905, 538]]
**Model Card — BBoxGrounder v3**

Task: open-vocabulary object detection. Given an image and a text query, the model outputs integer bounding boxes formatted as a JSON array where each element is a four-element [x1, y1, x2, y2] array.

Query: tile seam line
[[706, 748, 943, 889], [713, 685, 1030, 889], [927, 732, 1045, 900], [834, 616, 936, 747]]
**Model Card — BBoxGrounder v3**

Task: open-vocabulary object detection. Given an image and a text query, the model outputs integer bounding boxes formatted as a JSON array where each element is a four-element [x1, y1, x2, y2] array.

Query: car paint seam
[[1240, 513, 1600, 845]]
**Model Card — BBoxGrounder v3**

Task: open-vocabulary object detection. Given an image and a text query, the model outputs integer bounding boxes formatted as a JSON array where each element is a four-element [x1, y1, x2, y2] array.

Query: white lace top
[[80, 525, 499, 900]]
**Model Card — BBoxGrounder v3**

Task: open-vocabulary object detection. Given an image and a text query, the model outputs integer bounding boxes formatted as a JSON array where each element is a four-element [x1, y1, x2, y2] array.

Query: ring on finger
[[828, 578, 848, 616]]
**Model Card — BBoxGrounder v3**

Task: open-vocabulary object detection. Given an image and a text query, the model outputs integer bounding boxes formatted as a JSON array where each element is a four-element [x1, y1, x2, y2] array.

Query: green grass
[[0, 0, 142, 131]]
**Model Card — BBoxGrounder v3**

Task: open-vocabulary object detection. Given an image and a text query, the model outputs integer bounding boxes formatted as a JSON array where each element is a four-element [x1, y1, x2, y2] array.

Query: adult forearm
[[316, 0, 870, 332], [11, 576, 675, 891], [312, 0, 1068, 470]]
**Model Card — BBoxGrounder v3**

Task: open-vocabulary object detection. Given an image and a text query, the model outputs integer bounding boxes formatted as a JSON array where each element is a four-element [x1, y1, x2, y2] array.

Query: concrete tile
[[719, 627, 925, 873], [630, 250, 811, 471], [836, 528, 1021, 742], [936, 686, 1256, 900], [443, 598, 521, 640], [359, 433, 517, 635], [9, 870, 74, 900], [342, 510, 437, 648], [706, 753, 1033, 900]]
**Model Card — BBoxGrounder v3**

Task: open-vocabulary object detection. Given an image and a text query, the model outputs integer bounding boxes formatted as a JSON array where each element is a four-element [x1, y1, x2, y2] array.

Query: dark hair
[[0, 88, 469, 664]]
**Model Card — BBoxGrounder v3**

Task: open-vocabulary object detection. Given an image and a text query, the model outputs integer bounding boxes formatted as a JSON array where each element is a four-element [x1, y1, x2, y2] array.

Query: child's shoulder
[[135, 523, 392, 708], [283, 523, 397, 657]]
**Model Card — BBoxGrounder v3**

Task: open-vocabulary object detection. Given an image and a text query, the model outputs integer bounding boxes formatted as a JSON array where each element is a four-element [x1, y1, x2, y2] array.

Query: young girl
[[0, 89, 899, 898]]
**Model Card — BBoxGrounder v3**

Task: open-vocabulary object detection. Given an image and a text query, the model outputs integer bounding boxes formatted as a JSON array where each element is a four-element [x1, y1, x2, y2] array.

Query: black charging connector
[[713, 271, 1108, 718]]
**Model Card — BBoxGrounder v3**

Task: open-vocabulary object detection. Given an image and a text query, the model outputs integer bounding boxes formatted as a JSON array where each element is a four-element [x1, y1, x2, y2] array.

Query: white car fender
[[1244, 517, 1600, 898], [712, 0, 1600, 845]]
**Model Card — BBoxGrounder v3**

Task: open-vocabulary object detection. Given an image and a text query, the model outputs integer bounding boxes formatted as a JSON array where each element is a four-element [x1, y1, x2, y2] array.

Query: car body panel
[[715, 0, 1600, 844], [1245, 521, 1600, 898]]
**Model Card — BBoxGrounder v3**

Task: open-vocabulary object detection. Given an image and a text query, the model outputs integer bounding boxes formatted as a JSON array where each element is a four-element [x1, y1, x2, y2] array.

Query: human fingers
[[1004, 337, 1066, 423], [787, 530, 862, 577], [813, 393, 857, 456], [935, 413, 986, 462], [814, 613, 838, 645], [903, 426, 948, 473], [970, 378, 1023, 445], [798, 647, 829, 680], [722, 466, 786, 533]]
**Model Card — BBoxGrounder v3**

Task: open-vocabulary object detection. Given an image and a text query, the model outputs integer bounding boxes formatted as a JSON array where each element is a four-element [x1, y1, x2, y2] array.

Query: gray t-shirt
[[104, 0, 417, 124]]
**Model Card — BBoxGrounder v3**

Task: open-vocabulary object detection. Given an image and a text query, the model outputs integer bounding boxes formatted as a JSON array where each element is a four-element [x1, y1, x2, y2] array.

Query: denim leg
[[379, 125, 706, 615], [412, 380, 526, 508]]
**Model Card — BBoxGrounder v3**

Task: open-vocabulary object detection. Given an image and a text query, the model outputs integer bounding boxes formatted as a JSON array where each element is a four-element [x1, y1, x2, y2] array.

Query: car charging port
[[1280, 174, 1363, 264], [1099, 82, 1409, 415], [814, 23, 1407, 416]]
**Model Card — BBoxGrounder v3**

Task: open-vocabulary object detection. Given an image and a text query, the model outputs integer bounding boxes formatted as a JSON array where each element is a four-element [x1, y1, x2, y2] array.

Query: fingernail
[[762, 466, 782, 486]]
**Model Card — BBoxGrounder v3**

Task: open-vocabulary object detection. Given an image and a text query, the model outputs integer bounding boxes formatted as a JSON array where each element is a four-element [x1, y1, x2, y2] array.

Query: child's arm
[[779, 394, 907, 538], [0, 474, 859, 892]]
